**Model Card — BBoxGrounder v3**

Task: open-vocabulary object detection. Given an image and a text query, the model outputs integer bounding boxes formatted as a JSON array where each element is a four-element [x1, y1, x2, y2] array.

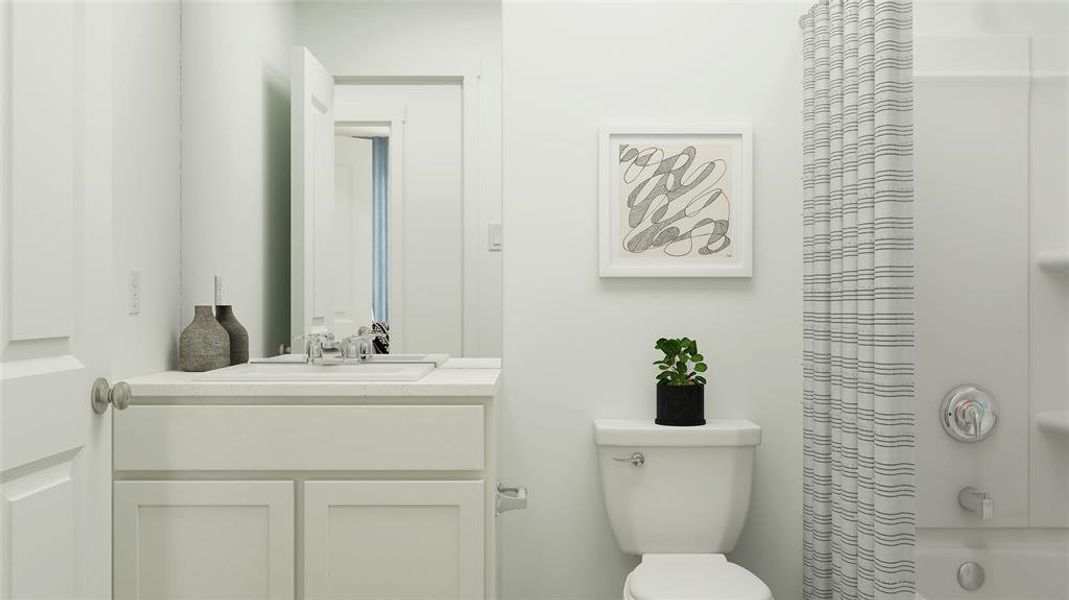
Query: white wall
[[111, 2, 181, 379], [501, 2, 806, 598], [181, 1, 296, 358], [297, 1, 502, 357]]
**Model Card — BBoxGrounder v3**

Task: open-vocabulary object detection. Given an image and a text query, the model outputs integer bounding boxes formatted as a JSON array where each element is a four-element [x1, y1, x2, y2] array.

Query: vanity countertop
[[125, 359, 501, 399]]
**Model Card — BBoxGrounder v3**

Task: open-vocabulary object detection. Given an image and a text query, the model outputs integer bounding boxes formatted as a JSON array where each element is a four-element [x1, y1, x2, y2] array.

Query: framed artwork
[[598, 121, 753, 277]]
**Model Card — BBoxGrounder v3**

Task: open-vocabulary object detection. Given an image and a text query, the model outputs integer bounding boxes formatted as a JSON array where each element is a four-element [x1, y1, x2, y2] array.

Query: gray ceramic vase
[[214, 305, 249, 365], [179, 305, 230, 372]]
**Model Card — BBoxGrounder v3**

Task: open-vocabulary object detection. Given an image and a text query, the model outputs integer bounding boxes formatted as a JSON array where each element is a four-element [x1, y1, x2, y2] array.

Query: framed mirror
[[292, 50, 499, 357]]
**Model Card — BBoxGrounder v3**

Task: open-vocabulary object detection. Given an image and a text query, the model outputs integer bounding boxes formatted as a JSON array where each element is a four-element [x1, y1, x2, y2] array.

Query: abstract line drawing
[[598, 122, 752, 278], [617, 143, 733, 258]]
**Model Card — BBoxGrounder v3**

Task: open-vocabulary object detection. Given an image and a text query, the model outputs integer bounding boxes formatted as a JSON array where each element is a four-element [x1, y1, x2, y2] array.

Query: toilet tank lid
[[594, 420, 761, 447]]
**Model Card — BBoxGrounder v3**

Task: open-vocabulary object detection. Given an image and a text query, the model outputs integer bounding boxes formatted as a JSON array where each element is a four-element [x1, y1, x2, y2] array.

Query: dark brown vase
[[214, 305, 249, 365], [655, 383, 706, 426]]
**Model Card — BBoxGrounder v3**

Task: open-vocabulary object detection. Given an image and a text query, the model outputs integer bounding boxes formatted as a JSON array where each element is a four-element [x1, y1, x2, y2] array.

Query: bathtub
[[916, 529, 1069, 599]]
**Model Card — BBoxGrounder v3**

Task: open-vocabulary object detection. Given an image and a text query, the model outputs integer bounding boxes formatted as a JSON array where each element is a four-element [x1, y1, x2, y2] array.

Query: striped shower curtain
[[801, 1, 916, 599]]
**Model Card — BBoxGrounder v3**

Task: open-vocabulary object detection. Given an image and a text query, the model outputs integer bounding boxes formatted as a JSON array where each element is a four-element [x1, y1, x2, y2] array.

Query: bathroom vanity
[[112, 42, 508, 600], [113, 361, 501, 600]]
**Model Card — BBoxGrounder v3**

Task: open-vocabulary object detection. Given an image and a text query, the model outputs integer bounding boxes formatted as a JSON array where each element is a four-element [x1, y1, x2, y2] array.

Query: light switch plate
[[488, 222, 503, 251], [128, 270, 141, 315]]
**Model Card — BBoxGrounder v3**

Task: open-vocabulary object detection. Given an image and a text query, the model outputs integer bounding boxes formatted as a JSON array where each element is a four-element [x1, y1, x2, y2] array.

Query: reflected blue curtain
[[372, 137, 389, 323]]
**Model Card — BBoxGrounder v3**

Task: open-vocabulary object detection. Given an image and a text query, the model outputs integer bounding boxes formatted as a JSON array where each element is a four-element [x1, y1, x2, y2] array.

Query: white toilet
[[594, 419, 772, 600]]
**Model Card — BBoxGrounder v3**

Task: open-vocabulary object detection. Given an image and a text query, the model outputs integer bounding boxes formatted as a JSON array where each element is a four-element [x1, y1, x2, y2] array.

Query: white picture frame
[[598, 121, 753, 278]]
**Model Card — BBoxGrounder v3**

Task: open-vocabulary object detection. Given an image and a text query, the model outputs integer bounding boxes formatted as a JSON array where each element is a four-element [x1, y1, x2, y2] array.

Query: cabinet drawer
[[114, 405, 484, 471]]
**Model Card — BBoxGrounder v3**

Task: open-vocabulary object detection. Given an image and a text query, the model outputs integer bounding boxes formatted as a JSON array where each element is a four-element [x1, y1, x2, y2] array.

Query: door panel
[[113, 481, 295, 600], [304, 480, 484, 600], [0, 1, 113, 599], [291, 46, 336, 342], [2, 459, 77, 598], [9, 0, 76, 340]]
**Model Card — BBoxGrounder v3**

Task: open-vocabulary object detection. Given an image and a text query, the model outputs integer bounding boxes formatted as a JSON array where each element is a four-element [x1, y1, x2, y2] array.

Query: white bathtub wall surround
[[502, 2, 807, 598], [913, 13, 1069, 532], [180, 0, 297, 358], [112, 366, 501, 599], [909, 4, 1069, 599], [1027, 32, 1069, 529], [913, 33, 1032, 528], [801, 1, 917, 597]]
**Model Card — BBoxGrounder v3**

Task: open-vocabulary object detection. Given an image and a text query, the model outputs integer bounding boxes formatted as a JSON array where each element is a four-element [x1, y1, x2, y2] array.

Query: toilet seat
[[623, 554, 773, 600]]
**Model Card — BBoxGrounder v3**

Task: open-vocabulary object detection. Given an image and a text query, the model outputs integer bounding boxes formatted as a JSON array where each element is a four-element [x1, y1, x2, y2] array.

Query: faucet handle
[[941, 385, 998, 443], [341, 334, 378, 359]]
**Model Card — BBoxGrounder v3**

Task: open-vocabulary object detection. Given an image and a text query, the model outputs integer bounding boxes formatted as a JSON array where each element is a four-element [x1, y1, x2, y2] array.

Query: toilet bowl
[[594, 420, 772, 600], [622, 554, 771, 600]]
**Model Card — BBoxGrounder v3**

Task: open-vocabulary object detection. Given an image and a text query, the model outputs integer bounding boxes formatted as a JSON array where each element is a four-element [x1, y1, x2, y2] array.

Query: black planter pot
[[655, 383, 706, 426]]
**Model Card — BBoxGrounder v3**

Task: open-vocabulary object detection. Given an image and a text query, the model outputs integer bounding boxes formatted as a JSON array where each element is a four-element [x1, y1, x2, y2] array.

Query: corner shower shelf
[[1037, 412, 1069, 436], [1037, 251, 1069, 274]]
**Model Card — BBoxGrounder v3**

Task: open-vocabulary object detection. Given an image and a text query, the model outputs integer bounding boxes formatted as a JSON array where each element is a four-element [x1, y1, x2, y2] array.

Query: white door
[[113, 481, 295, 600], [0, 1, 114, 599], [303, 480, 485, 600], [291, 46, 336, 343]]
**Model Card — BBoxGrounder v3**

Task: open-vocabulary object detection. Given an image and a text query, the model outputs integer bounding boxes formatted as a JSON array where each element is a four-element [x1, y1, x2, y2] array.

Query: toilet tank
[[594, 419, 761, 555]]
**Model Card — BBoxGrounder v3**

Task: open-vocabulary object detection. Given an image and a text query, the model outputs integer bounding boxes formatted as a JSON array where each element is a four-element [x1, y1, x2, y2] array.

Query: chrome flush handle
[[612, 452, 645, 467]]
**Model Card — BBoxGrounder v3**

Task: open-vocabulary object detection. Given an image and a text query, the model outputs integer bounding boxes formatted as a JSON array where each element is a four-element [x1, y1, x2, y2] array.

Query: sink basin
[[192, 362, 435, 382], [361, 353, 449, 366]]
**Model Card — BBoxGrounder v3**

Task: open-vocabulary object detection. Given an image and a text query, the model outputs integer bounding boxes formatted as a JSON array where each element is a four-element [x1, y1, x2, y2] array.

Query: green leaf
[[692, 354, 704, 362], [694, 363, 708, 373], [695, 376, 707, 385]]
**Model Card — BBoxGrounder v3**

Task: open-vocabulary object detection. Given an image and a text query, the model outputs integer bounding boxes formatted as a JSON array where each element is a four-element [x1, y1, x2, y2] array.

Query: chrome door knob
[[91, 378, 131, 414]]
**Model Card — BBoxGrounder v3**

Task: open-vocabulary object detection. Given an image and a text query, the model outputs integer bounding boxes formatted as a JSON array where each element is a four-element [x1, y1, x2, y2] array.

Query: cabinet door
[[304, 480, 484, 600], [114, 481, 295, 600]]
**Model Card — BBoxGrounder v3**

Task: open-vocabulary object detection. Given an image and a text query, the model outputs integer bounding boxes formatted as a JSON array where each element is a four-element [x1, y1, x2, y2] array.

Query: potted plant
[[653, 337, 708, 426]]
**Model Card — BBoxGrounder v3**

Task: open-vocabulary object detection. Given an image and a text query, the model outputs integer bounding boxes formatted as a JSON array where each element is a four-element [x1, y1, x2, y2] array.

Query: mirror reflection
[[293, 72, 499, 359]]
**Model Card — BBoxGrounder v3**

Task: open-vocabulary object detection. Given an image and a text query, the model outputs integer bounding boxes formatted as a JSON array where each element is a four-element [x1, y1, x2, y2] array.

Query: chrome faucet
[[958, 487, 994, 521], [345, 327, 385, 362], [302, 331, 345, 365], [297, 327, 385, 364]]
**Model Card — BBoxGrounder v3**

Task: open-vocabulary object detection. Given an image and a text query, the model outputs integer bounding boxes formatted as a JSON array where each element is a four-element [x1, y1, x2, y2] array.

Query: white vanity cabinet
[[303, 481, 484, 598], [113, 368, 500, 600], [114, 481, 296, 600]]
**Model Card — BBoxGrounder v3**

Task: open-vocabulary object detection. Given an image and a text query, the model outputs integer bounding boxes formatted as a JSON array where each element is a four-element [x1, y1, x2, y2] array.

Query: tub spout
[[958, 487, 993, 520]]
